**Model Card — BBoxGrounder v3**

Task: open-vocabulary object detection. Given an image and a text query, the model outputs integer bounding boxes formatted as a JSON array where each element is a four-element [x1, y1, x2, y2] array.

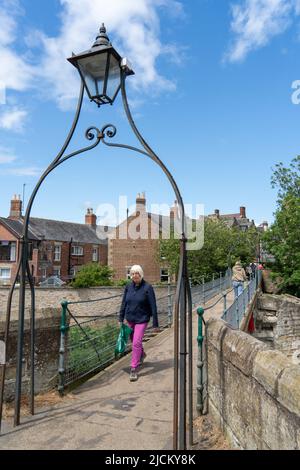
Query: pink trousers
[[127, 321, 148, 369]]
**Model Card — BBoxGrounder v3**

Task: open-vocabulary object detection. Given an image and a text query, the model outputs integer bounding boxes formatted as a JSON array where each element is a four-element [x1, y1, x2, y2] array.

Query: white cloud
[[36, 0, 183, 109], [0, 146, 16, 164], [225, 0, 297, 63], [0, 166, 40, 176], [0, 4, 35, 92], [0, 145, 38, 177], [0, 107, 28, 132], [0, 0, 184, 113]]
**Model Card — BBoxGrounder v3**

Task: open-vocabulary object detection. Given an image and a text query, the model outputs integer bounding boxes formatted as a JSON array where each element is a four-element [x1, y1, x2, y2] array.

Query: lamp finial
[[93, 23, 111, 48]]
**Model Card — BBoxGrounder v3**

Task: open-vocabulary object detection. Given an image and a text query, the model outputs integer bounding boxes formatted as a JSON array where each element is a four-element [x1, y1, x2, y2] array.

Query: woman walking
[[119, 265, 159, 382]]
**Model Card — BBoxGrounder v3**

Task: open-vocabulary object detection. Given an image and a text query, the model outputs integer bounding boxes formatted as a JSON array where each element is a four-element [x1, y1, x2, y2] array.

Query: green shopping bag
[[115, 323, 132, 356]]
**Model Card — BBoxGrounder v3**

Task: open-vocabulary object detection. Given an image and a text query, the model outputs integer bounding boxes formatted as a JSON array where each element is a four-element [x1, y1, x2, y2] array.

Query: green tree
[[159, 218, 258, 285], [71, 263, 114, 288], [263, 190, 300, 297]]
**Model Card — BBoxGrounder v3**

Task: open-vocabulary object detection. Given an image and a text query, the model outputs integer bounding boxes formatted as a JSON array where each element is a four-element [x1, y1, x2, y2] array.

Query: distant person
[[232, 261, 247, 298], [250, 262, 257, 277], [246, 265, 252, 280], [257, 263, 264, 270], [119, 265, 159, 382]]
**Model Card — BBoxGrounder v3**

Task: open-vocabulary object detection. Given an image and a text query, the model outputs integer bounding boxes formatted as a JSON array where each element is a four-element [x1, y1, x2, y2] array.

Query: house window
[[53, 267, 61, 278], [0, 268, 11, 279], [71, 245, 83, 256], [160, 268, 169, 283], [41, 268, 47, 279], [0, 241, 16, 261], [92, 247, 98, 262], [54, 245, 61, 261]]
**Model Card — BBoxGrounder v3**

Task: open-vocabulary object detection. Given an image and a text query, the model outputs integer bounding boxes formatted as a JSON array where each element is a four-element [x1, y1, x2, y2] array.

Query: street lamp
[[0, 24, 193, 450], [67, 24, 134, 106]]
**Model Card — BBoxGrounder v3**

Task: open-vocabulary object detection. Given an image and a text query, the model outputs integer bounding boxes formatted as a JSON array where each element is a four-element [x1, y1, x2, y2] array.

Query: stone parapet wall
[[254, 293, 300, 358], [0, 285, 173, 320], [0, 307, 62, 401], [206, 319, 300, 449]]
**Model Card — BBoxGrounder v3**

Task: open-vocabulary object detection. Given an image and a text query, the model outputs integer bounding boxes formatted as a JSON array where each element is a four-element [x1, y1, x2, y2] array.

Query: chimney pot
[[85, 208, 96, 228], [136, 192, 146, 214], [9, 195, 22, 219], [240, 206, 246, 218]]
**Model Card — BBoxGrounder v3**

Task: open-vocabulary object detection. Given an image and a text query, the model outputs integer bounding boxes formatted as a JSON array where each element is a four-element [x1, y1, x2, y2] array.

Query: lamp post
[[0, 24, 193, 449]]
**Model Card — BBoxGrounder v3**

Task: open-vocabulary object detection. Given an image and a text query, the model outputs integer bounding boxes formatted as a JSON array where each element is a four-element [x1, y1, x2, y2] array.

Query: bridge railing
[[58, 288, 177, 394], [221, 270, 262, 329], [195, 269, 263, 415], [57, 270, 231, 393]]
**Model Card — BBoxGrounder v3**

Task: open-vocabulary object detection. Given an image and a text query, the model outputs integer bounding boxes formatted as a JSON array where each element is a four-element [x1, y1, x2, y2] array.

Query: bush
[[68, 322, 120, 374], [70, 263, 114, 288], [114, 278, 131, 287]]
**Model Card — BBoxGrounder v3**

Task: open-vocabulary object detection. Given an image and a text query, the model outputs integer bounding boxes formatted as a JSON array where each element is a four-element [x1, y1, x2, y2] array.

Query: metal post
[[14, 239, 27, 427], [186, 271, 193, 448], [178, 244, 187, 450], [242, 286, 246, 316], [219, 272, 222, 293], [236, 299, 239, 329], [223, 292, 227, 316], [212, 273, 215, 290], [168, 275, 172, 327], [58, 300, 68, 396], [196, 307, 204, 415], [26, 261, 35, 416]]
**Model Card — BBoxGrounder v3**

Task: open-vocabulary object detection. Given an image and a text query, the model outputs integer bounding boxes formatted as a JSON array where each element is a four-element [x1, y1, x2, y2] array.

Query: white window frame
[[92, 246, 98, 262], [160, 268, 169, 283], [72, 245, 83, 256], [54, 244, 61, 261], [0, 268, 11, 279]]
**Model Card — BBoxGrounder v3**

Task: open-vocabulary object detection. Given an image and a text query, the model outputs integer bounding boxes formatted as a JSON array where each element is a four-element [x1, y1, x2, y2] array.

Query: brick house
[[0, 196, 108, 285], [108, 193, 176, 284], [208, 206, 256, 231]]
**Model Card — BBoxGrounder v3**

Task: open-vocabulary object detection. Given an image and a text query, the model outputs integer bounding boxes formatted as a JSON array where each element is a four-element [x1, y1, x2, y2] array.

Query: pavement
[[0, 291, 234, 450]]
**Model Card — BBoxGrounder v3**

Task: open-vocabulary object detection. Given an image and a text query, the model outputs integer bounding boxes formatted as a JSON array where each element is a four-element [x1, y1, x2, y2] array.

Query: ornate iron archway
[[0, 25, 193, 450]]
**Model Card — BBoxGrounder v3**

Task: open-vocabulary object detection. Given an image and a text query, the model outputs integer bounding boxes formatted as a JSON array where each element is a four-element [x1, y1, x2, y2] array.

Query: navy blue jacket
[[119, 280, 159, 328]]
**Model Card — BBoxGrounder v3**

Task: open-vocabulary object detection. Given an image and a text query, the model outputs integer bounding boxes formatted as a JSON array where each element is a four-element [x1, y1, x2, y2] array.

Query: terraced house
[[0, 195, 108, 285]]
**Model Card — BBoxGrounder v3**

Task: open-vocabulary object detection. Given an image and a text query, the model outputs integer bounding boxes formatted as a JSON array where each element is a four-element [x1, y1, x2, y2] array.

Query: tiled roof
[[0, 217, 39, 240], [0, 217, 112, 244]]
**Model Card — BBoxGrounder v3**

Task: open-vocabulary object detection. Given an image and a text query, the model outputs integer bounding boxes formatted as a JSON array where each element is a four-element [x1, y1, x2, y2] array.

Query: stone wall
[[0, 285, 174, 321], [0, 307, 62, 401], [254, 293, 300, 359], [206, 318, 300, 449]]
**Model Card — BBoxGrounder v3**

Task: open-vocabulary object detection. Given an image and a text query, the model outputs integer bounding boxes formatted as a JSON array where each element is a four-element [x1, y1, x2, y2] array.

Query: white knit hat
[[130, 265, 144, 279]]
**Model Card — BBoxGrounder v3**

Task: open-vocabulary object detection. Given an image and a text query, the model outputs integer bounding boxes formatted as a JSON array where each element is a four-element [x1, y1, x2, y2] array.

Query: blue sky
[[1, 0, 300, 227]]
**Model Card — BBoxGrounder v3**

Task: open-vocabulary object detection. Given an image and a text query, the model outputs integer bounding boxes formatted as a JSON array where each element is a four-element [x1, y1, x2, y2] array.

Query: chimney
[[240, 206, 246, 218], [136, 192, 146, 215], [85, 208, 97, 228], [170, 200, 179, 219], [9, 194, 22, 219], [214, 209, 220, 218]]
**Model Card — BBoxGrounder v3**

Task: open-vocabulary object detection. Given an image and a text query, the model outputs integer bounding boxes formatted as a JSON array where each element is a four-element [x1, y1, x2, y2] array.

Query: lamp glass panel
[[106, 54, 121, 100], [77, 52, 108, 98]]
